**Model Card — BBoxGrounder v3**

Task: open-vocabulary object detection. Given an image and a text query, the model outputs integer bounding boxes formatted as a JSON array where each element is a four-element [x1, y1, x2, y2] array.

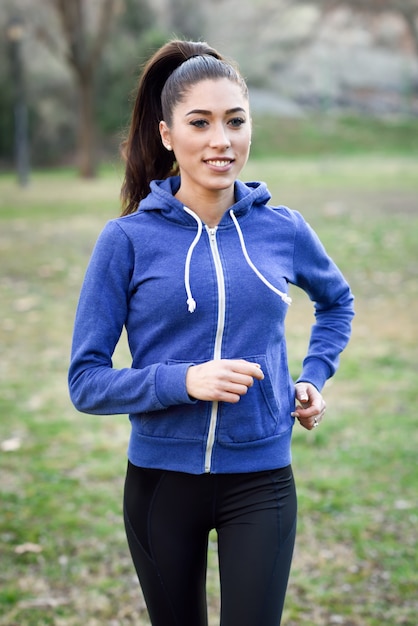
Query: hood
[[138, 176, 272, 225]]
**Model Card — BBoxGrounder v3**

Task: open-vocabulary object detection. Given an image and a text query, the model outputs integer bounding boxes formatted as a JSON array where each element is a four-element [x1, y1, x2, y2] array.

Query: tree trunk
[[403, 9, 418, 57], [77, 73, 96, 178]]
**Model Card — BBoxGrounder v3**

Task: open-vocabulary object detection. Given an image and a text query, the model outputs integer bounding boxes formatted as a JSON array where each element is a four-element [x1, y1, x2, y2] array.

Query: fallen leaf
[[1, 437, 21, 452], [15, 543, 43, 554]]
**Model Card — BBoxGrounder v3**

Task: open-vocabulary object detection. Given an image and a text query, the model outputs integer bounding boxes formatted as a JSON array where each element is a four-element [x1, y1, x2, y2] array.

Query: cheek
[[238, 134, 252, 157], [173, 136, 202, 158]]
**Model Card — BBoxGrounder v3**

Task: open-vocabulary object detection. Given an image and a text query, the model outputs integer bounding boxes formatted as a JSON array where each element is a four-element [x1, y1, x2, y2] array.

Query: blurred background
[[1, 2, 417, 625], [1, 0, 417, 178]]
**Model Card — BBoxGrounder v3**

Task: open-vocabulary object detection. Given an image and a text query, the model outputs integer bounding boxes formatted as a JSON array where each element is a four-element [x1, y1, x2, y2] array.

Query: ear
[[159, 121, 172, 151]]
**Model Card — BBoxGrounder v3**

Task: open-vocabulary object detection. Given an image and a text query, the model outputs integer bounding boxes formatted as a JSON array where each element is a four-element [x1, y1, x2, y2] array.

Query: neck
[[175, 187, 235, 228]]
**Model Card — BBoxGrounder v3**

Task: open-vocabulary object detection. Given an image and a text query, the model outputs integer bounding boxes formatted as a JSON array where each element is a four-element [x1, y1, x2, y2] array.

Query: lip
[[204, 158, 235, 171]]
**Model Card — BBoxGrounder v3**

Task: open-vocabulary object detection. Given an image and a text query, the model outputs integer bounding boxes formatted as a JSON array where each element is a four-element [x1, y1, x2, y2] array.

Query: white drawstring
[[229, 209, 292, 306], [183, 206, 203, 312], [182, 206, 292, 313]]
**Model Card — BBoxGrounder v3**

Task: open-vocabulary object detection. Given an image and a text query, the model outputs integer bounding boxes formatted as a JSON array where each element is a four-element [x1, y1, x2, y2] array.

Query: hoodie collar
[[139, 176, 271, 226]]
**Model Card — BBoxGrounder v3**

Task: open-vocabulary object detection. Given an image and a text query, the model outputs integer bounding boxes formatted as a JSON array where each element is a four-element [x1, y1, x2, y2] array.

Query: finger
[[251, 364, 265, 380], [216, 363, 264, 401], [295, 390, 309, 405], [216, 390, 242, 403], [229, 360, 265, 380], [296, 408, 326, 430], [227, 372, 258, 389], [292, 406, 318, 419], [297, 416, 316, 431], [223, 381, 251, 397], [294, 397, 326, 417], [295, 382, 311, 403], [216, 364, 264, 391]]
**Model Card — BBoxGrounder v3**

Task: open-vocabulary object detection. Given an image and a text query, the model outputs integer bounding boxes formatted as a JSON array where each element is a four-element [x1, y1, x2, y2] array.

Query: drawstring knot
[[187, 297, 197, 313]]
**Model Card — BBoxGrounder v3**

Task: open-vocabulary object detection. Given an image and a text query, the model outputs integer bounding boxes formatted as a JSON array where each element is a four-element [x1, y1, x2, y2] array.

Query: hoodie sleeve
[[68, 221, 195, 415], [291, 211, 355, 391]]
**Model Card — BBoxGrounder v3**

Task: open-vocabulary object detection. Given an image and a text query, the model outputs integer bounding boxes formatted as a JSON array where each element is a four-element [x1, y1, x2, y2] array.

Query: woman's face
[[159, 78, 251, 200]]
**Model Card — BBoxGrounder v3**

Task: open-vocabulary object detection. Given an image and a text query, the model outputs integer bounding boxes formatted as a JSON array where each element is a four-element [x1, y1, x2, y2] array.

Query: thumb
[[295, 384, 309, 403]]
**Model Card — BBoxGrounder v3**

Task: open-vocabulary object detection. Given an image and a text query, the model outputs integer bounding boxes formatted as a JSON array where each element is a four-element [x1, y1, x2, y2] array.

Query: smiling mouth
[[205, 159, 233, 167]]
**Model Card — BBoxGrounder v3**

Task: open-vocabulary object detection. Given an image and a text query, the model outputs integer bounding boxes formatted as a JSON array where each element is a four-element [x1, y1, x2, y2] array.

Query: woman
[[68, 39, 354, 626]]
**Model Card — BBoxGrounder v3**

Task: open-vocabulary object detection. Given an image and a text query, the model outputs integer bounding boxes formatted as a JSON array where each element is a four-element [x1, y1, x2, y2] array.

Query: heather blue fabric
[[69, 176, 354, 474]]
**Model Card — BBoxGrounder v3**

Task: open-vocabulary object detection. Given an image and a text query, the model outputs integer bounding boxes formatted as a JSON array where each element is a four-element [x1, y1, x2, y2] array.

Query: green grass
[[250, 114, 418, 157], [1, 155, 417, 625]]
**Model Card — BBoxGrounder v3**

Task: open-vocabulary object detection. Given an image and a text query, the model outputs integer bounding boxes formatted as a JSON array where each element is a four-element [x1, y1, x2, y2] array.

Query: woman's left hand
[[292, 382, 326, 431]]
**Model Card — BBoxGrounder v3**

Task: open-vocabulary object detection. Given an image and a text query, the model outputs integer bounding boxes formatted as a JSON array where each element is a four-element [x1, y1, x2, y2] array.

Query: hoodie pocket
[[138, 401, 210, 439], [217, 355, 281, 443], [137, 358, 210, 440]]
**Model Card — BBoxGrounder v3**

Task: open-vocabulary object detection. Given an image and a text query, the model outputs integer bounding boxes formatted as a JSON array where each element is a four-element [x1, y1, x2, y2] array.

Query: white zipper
[[204, 226, 226, 472]]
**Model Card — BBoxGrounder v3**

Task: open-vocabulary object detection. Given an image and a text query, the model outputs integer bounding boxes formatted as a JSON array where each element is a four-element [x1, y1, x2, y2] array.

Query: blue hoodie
[[69, 176, 354, 474]]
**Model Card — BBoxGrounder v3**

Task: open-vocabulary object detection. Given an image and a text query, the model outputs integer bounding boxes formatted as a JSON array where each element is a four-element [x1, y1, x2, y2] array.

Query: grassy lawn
[[0, 154, 417, 625], [250, 114, 418, 158]]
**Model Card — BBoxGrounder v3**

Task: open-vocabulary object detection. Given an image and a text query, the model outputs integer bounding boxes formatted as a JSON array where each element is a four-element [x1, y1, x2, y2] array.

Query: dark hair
[[120, 40, 248, 216]]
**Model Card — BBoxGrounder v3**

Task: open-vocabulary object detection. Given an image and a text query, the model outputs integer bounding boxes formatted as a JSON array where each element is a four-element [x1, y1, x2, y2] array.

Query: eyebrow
[[185, 107, 246, 117]]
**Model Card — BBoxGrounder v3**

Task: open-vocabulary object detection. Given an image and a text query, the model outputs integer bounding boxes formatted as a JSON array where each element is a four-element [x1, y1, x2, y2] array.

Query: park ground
[[0, 153, 417, 625]]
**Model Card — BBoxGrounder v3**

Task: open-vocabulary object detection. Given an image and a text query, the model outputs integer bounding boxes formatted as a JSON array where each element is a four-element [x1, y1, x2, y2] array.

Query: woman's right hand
[[186, 359, 264, 403]]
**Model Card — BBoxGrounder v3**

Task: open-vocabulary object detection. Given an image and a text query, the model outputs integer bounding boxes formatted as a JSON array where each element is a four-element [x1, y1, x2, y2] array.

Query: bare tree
[[48, 0, 118, 177]]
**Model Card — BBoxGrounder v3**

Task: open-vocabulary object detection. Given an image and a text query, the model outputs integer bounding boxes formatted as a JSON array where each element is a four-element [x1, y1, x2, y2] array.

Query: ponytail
[[120, 40, 226, 216]]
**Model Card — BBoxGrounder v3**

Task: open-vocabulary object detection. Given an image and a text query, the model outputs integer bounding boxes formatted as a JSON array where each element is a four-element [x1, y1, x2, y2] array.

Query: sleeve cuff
[[296, 358, 332, 392], [155, 362, 197, 407]]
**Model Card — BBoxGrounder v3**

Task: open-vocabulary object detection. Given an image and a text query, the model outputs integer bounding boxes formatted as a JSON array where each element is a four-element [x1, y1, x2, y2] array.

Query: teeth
[[207, 160, 230, 167]]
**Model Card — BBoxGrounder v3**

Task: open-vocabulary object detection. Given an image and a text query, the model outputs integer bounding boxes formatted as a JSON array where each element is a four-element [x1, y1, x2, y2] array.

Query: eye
[[229, 117, 246, 128], [190, 119, 208, 128]]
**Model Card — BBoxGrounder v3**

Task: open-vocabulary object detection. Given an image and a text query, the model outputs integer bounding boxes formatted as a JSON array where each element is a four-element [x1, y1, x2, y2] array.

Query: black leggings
[[123, 462, 297, 626]]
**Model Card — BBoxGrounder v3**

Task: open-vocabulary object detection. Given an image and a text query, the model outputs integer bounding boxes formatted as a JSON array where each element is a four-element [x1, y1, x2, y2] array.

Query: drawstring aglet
[[187, 298, 197, 313]]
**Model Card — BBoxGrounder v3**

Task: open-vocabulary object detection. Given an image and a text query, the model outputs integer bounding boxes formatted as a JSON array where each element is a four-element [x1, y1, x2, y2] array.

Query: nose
[[209, 122, 231, 150]]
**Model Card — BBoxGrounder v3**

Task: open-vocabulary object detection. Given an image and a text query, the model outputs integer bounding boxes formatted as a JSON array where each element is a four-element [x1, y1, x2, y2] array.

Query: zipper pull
[[207, 226, 217, 243]]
